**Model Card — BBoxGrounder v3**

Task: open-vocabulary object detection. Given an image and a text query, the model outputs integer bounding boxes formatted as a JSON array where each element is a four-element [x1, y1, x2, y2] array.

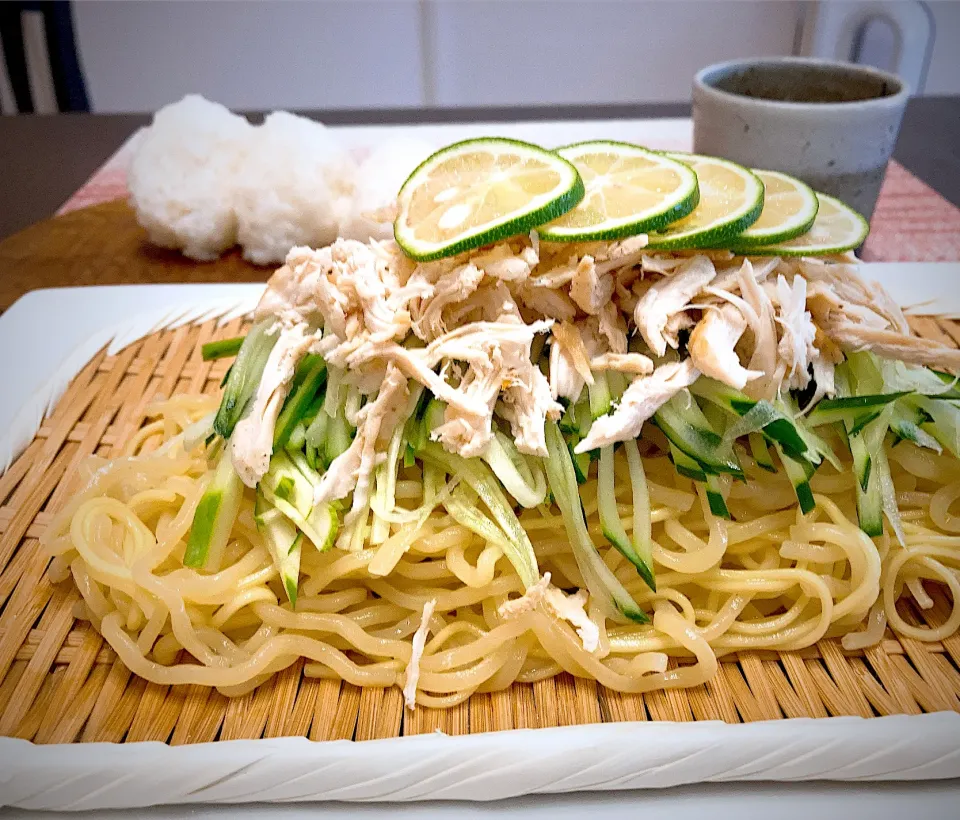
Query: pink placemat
[[57, 130, 960, 264]]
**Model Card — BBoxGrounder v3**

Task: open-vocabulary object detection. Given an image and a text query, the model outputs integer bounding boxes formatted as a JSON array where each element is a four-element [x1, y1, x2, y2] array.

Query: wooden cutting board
[[0, 201, 269, 311]]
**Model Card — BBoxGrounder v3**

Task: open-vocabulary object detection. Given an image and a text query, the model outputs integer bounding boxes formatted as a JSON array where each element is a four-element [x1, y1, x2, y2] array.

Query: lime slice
[[537, 140, 699, 242], [394, 137, 584, 261], [645, 152, 764, 249], [731, 170, 819, 248], [736, 192, 869, 256]]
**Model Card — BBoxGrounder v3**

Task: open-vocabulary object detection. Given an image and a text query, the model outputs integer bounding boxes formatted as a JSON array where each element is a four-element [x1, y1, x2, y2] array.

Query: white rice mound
[[127, 95, 251, 261], [338, 136, 435, 242], [233, 111, 358, 265]]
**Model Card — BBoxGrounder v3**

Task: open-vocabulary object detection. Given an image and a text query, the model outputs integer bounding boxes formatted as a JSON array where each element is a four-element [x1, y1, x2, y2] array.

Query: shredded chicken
[[231, 324, 314, 487], [576, 359, 700, 452], [822, 322, 960, 370], [689, 304, 760, 390], [553, 322, 594, 384], [403, 598, 437, 709], [570, 255, 614, 315], [597, 301, 628, 354], [241, 232, 939, 529], [411, 262, 483, 341], [634, 255, 716, 356], [736, 259, 780, 401], [498, 573, 600, 653], [313, 364, 409, 522], [590, 352, 654, 376], [773, 274, 818, 390]]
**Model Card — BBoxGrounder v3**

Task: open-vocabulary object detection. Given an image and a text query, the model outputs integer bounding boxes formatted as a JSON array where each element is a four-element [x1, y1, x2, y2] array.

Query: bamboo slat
[[0, 317, 958, 745]]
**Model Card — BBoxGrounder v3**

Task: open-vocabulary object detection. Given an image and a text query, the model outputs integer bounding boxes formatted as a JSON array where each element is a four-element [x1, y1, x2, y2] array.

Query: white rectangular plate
[[1, 268, 960, 813]]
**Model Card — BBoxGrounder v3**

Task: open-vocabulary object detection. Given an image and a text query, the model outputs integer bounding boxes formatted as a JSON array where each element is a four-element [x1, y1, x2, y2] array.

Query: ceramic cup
[[693, 57, 909, 222]]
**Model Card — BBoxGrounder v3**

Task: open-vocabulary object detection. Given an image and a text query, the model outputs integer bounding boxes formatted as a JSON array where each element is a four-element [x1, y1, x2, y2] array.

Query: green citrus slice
[[645, 152, 764, 249], [736, 192, 869, 256], [394, 137, 584, 261], [731, 170, 819, 248], [537, 140, 699, 242]]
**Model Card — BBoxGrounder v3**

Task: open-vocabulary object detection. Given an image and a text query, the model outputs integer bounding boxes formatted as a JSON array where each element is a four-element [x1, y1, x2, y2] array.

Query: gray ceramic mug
[[693, 57, 909, 222]]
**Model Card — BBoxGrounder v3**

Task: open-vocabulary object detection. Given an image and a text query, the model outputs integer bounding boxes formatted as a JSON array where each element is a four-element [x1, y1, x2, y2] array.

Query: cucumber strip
[[261, 481, 339, 552], [597, 446, 648, 576], [623, 440, 656, 592], [324, 407, 354, 469], [588, 371, 612, 420], [705, 473, 731, 519], [261, 452, 340, 551], [691, 378, 810, 459], [213, 319, 279, 439], [184, 447, 244, 570], [689, 378, 755, 415], [482, 430, 547, 508], [543, 422, 649, 624], [845, 350, 884, 394], [305, 407, 329, 450], [669, 441, 707, 481], [273, 354, 327, 449], [775, 397, 841, 469], [875, 441, 905, 545], [201, 336, 245, 361], [570, 441, 591, 484], [653, 392, 743, 478], [912, 395, 960, 458], [421, 443, 539, 588], [606, 370, 628, 403], [749, 432, 776, 472], [255, 493, 302, 606], [890, 402, 942, 452], [847, 413, 889, 536], [774, 443, 817, 515], [854, 444, 883, 536], [926, 369, 960, 400], [558, 401, 580, 434], [286, 422, 307, 452], [445, 486, 529, 564], [807, 392, 909, 427], [423, 398, 447, 437]]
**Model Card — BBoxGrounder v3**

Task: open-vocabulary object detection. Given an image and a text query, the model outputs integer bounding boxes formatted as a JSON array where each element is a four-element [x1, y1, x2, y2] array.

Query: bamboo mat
[[1, 315, 959, 745]]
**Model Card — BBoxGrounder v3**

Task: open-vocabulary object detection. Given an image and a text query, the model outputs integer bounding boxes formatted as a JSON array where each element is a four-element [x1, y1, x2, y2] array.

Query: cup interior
[[702, 60, 904, 104]]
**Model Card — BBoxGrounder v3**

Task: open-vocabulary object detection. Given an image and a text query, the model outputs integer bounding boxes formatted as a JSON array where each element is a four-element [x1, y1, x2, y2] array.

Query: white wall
[[72, 0, 958, 114], [924, 0, 960, 95], [75, 0, 807, 113], [74, 0, 425, 112], [429, 1, 803, 107]]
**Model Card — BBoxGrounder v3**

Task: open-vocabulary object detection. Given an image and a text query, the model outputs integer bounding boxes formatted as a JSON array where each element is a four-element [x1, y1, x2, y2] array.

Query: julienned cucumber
[[261, 452, 340, 551], [201, 336, 245, 361], [184, 447, 244, 570], [691, 379, 809, 460], [274, 354, 327, 449], [669, 441, 707, 482], [704, 473, 731, 519], [775, 444, 816, 515], [597, 445, 655, 589], [213, 319, 279, 439], [653, 391, 743, 478], [807, 392, 909, 429], [255, 492, 303, 605], [544, 422, 649, 624], [749, 432, 776, 472]]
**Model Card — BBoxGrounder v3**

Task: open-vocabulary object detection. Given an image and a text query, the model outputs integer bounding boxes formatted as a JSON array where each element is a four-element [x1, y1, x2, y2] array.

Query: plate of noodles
[[1, 124, 960, 811]]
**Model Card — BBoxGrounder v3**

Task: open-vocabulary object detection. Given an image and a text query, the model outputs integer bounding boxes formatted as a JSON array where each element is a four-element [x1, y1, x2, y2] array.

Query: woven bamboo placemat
[[1, 313, 959, 746]]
